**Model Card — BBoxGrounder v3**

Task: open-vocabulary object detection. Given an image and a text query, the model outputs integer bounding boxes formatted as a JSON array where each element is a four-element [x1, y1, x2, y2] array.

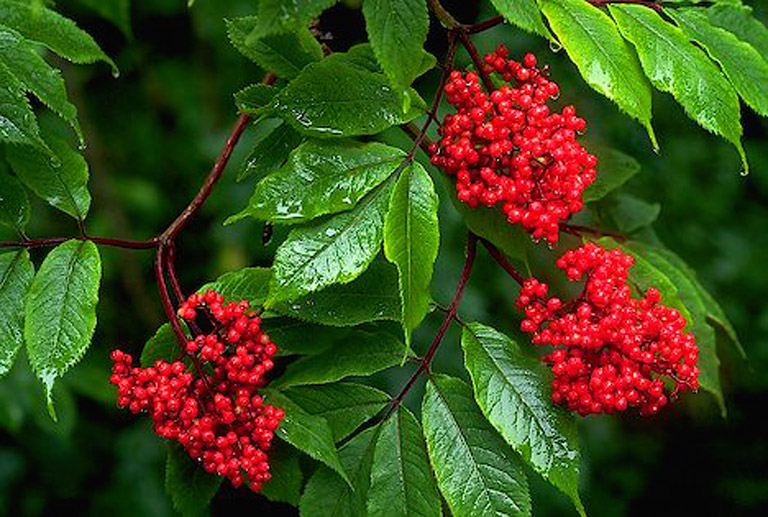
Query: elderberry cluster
[[429, 46, 597, 244], [516, 243, 700, 416], [110, 290, 284, 491]]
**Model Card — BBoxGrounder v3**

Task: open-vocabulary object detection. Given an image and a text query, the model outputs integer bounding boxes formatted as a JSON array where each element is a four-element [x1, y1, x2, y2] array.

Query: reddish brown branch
[[560, 222, 626, 242], [0, 235, 159, 250], [479, 238, 526, 286], [466, 15, 504, 34], [457, 31, 494, 92], [386, 233, 477, 417]]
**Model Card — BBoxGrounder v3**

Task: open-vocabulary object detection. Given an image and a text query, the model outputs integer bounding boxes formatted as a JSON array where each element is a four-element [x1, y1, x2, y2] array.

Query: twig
[[478, 238, 526, 286], [559, 222, 626, 242], [385, 233, 477, 417], [457, 31, 494, 92], [465, 16, 504, 34], [0, 235, 159, 250]]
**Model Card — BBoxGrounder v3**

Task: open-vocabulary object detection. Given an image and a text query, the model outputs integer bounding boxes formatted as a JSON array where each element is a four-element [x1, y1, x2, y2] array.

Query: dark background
[[1, 0, 766, 515]]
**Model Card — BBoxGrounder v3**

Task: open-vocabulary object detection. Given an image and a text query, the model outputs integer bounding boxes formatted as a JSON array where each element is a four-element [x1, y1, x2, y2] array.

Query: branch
[[465, 16, 504, 34], [0, 235, 159, 250], [588, 0, 662, 13], [559, 222, 626, 242], [457, 30, 495, 92], [386, 233, 477, 417], [479, 238, 526, 285]]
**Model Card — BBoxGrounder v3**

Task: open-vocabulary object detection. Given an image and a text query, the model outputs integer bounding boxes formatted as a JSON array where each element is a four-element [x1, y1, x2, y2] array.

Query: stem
[[386, 233, 477, 417], [0, 235, 159, 250], [479, 238, 526, 286], [559, 222, 626, 242], [155, 245, 188, 347], [588, 0, 662, 13], [428, 0, 460, 29], [165, 243, 185, 302], [457, 31, 495, 92], [466, 16, 504, 34]]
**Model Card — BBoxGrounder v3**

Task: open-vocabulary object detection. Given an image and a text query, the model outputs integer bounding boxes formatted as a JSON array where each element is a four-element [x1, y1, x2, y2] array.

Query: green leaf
[[273, 329, 403, 388], [267, 177, 395, 304], [247, 0, 338, 39], [237, 120, 304, 182], [140, 323, 183, 367], [0, 24, 82, 143], [707, 4, 768, 58], [261, 317, 348, 356], [270, 54, 425, 138], [669, 8, 768, 118], [461, 323, 582, 513], [299, 426, 378, 517], [490, 0, 554, 40], [24, 239, 101, 416], [384, 162, 439, 346], [198, 266, 271, 307], [362, 0, 429, 90], [368, 406, 441, 517], [226, 17, 323, 79], [284, 382, 391, 441], [260, 443, 303, 506], [626, 243, 724, 412], [272, 261, 401, 327], [7, 132, 91, 220], [422, 375, 531, 517], [582, 146, 641, 202], [609, 5, 747, 173], [0, 64, 47, 151], [606, 193, 660, 233], [265, 389, 350, 485], [0, 250, 33, 377], [231, 140, 404, 225], [68, 0, 132, 36], [0, 0, 117, 75], [0, 167, 30, 231], [540, 0, 656, 147], [234, 83, 278, 115], [165, 444, 222, 517]]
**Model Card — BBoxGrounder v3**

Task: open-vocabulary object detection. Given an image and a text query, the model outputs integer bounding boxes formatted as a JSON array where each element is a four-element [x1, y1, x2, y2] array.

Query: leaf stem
[[427, 0, 461, 29], [559, 222, 626, 241], [386, 233, 477, 417]]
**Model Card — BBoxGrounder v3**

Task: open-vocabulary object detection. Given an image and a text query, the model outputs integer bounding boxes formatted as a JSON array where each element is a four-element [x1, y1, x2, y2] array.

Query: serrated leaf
[[234, 83, 278, 115], [362, 0, 429, 90], [231, 140, 404, 225], [368, 406, 441, 517], [260, 442, 303, 506], [490, 0, 554, 40], [0, 250, 33, 376], [273, 329, 403, 389], [606, 193, 660, 233], [265, 389, 350, 485], [299, 426, 379, 517], [669, 7, 768, 118], [626, 243, 724, 412], [0, 167, 30, 231], [226, 17, 323, 79], [7, 131, 91, 220], [540, 0, 656, 147], [270, 54, 425, 138], [609, 5, 747, 172], [165, 444, 222, 517], [247, 0, 338, 40], [267, 177, 396, 304], [583, 146, 641, 202], [0, 24, 82, 142], [384, 162, 439, 346], [461, 323, 582, 513], [237, 120, 304, 182], [0, 0, 117, 74], [707, 4, 768, 58], [284, 382, 390, 441], [272, 261, 401, 327], [422, 374, 531, 517], [261, 317, 348, 356], [24, 239, 101, 416], [140, 322, 184, 367], [0, 64, 47, 151], [198, 266, 271, 308]]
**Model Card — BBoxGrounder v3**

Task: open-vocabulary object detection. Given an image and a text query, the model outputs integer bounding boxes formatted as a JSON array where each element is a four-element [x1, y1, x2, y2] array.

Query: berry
[[515, 243, 700, 416], [110, 290, 283, 492], [429, 46, 596, 244]]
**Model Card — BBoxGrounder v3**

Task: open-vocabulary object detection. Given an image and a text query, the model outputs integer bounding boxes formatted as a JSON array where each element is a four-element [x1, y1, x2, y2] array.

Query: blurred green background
[[1, 0, 766, 515]]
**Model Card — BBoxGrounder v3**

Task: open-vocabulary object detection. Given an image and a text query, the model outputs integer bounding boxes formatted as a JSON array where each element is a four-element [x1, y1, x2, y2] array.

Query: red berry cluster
[[110, 290, 284, 491], [429, 46, 597, 244], [515, 243, 699, 416]]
